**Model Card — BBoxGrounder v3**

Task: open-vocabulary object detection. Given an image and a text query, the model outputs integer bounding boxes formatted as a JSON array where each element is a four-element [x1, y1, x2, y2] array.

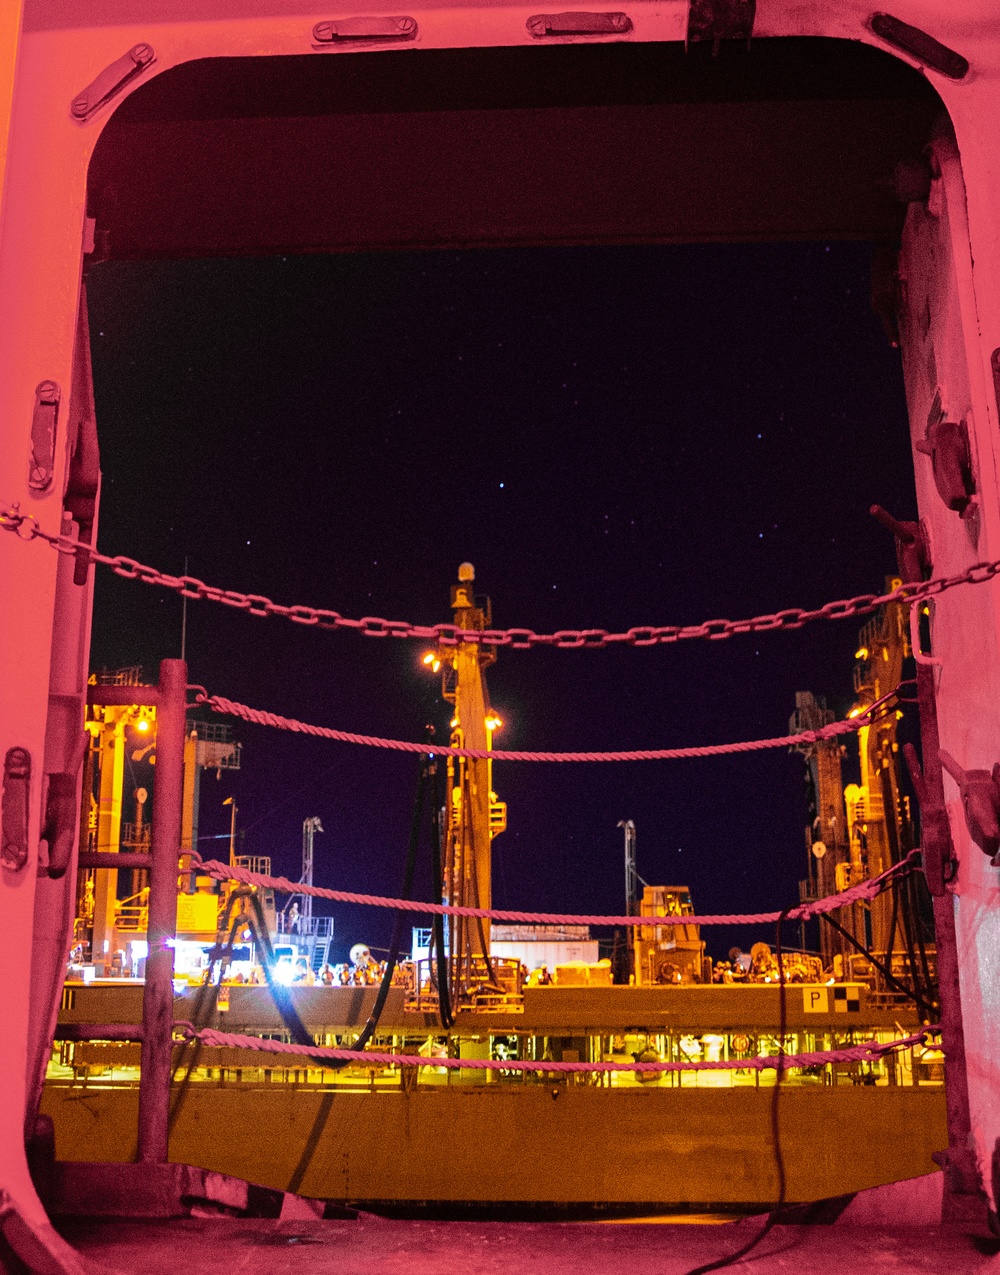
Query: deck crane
[[425, 563, 507, 1002]]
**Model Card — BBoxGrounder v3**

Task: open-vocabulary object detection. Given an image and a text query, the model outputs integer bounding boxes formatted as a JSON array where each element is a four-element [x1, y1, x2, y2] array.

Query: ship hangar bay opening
[[64, 36, 952, 1209]]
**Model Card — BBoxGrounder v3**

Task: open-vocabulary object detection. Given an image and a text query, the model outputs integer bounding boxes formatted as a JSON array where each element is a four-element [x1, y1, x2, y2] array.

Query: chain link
[[4, 501, 1000, 651]]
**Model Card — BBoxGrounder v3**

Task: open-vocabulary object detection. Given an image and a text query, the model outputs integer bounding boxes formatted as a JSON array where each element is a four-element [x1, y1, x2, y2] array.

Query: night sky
[[85, 242, 917, 961]]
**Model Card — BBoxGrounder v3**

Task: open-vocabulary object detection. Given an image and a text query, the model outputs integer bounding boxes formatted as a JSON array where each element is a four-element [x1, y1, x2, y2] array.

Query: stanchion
[[137, 659, 186, 1164]]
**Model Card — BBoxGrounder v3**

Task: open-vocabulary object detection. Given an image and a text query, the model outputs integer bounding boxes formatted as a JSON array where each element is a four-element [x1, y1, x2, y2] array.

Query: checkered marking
[[834, 986, 861, 1013]]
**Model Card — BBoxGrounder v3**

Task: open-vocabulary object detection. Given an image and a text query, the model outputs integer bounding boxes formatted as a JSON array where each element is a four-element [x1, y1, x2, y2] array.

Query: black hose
[[884, 869, 900, 991], [684, 907, 792, 1275], [344, 759, 427, 1057], [819, 893, 935, 1019], [907, 872, 936, 1010], [170, 891, 278, 1128], [462, 770, 502, 991], [237, 891, 334, 1067], [895, 872, 927, 1009], [429, 756, 454, 1029]]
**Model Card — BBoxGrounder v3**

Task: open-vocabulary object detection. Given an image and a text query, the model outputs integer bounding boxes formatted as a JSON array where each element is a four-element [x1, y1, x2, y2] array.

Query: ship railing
[[95, 666, 144, 686], [275, 913, 333, 938], [867, 990, 913, 1011], [404, 955, 525, 1013], [115, 905, 147, 933], [235, 855, 272, 877], [194, 721, 235, 744], [120, 823, 151, 850], [405, 958, 440, 1012]]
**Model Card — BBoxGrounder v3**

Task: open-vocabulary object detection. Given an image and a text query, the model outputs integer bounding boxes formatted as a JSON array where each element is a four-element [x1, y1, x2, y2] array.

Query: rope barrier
[[199, 689, 894, 763], [3, 501, 998, 650], [202, 693, 857, 759], [178, 1025, 933, 1075], [191, 848, 921, 928]]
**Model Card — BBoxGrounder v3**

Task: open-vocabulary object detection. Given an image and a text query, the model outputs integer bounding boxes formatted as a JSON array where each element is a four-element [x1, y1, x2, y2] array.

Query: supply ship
[[42, 566, 946, 1213]]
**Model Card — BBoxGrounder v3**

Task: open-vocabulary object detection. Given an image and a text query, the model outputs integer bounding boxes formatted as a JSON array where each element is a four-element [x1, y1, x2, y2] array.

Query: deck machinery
[[42, 566, 947, 1209], [74, 684, 343, 983], [432, 563, 512, 1004]]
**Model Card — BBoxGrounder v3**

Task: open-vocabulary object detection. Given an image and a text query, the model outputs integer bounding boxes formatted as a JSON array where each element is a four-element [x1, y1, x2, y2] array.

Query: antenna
[[618, 819, 638, 915]]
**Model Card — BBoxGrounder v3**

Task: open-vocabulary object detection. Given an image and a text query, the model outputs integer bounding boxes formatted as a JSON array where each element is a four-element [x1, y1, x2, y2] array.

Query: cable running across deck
[[178, 1025, 934, 1075], [191, 847, 921, 928], [3, 501, 999, 649]]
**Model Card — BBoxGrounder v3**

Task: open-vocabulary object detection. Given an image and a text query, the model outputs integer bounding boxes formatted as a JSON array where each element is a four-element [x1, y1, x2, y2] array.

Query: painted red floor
[[57, 1216, 1000, 1274]]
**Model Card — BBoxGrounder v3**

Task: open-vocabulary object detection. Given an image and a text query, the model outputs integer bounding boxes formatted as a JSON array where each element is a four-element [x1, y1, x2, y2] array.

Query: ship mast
[[434, 563, 506, 1000]]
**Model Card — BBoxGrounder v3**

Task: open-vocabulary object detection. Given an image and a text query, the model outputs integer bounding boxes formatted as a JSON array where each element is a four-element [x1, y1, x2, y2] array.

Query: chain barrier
[[198, 684, 903, 763], [178, 1024, 933, 1075], [4, 501, 999, 650], [190, 847, 921, 928]]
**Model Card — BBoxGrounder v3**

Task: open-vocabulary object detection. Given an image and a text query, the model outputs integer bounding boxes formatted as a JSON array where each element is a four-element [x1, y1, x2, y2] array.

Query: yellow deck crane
[[845, 583, 920, 968], [77, 673, 246, 977], [795, 583, 928, 988], [425, 563, 507, 1004]]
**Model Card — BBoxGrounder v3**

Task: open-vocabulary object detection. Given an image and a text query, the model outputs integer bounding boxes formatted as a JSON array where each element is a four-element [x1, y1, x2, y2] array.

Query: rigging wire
[[231, 753, 433, 1066], [342, 754, 428, 1059], [428, 746, 454, 1030], [818, 900, 937, 1019]]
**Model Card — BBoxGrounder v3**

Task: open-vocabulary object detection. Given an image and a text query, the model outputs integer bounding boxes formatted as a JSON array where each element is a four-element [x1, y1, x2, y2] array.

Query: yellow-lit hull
[[41, 1082, 945, 1208], [45, 980, 946, 1208]]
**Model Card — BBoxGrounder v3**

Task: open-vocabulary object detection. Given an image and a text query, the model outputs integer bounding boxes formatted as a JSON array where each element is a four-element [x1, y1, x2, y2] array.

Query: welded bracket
[[869, 12, 968, 81], [70, 44, 155, 122], [526, 11, 631, 36], [1, 747, 31, 873], [312, 16, 417, 42], [870, 504, 932, 582], [43, 766, 84, 880], [28, 381, 60, 494]]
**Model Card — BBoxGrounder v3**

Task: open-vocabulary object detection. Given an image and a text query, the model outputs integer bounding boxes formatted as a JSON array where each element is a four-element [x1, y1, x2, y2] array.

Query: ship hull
[[41, 1082, 945, 1208]]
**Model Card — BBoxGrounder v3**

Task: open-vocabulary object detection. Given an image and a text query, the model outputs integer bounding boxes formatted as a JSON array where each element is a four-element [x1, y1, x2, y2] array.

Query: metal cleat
[[915, 418, 976, 518], [939, 751, 1000, 865]]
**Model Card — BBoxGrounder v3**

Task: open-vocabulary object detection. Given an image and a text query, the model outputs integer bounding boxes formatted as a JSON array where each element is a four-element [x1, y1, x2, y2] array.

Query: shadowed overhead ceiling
[[87, 38, 943, 259]]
